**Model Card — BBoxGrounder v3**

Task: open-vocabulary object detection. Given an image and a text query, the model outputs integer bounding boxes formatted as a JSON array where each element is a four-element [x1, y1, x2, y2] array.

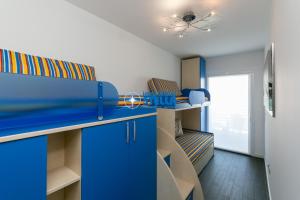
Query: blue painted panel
[[0, 136, 47, 200], [103, 106, 156, 120], [0, 72, 155, 136], [0, 106, 156, 137], [186, 190, 194, 200], [98, 81, 120, 119], [164, 154, 171, 167], [82, 122, 130, 200], [200, 57, 208, 132], [101, 81, 119, 117], [0, 73, 98, 132], [129, 116, 157, 200], [200, 58, 207, 89]]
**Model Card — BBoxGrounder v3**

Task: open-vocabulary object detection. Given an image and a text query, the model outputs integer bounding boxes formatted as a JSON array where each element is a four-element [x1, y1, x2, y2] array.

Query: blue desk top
[[0, 106, 156, 138]]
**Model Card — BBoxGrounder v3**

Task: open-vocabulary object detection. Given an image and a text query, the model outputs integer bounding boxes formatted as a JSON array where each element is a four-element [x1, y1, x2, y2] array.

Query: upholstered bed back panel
[[0, 49, 96, 81], [148, 78, 182, 96]]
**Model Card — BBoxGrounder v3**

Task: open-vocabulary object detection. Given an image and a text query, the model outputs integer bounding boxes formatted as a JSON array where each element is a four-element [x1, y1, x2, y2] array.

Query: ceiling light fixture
[[162, 10, 219, 38]]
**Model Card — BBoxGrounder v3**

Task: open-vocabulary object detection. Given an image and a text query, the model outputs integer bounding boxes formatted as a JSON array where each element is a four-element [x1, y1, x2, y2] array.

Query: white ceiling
[[66, 0, 270, 58]]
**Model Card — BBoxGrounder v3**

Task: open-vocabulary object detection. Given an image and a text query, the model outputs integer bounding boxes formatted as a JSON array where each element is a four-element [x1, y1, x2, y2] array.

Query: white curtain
[[208, 74, 249, 154]]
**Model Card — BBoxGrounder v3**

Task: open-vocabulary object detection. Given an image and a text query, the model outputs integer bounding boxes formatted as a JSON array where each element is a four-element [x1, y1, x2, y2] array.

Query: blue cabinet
[[129, 116, 157, 200], [0, 136, 47, 200], [82, 116, 157, 200], [82, 121, 130, 200]]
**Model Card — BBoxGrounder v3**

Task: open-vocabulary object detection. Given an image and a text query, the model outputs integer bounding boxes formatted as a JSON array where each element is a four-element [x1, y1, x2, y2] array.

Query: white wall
[[206, 49, 265, 157], [0, 0, 180, 94], [265, 0, 300, 199]]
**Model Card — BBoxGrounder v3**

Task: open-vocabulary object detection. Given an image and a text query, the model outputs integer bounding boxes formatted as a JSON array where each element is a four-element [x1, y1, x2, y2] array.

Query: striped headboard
[[0, 49, 96, 81], [148, 78, 182, 96]]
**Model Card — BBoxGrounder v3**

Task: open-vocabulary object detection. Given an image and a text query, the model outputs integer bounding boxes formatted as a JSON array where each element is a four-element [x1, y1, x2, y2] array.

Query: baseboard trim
[[253, 153, 264, 159], [214, 147, 249, 156], [265, 162, 272, 200], [214, 147, 263, 159]]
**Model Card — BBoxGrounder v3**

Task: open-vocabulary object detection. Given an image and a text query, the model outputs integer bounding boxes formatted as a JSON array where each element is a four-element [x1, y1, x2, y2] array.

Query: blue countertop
[[0, 106, 156, 138]]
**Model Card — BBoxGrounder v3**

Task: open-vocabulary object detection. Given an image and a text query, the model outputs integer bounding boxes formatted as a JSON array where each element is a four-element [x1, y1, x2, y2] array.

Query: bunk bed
[[148, 76, 214, 174]]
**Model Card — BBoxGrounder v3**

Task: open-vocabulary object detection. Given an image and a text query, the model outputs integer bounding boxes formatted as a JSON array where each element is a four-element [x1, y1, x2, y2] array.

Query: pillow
[[175, 119, 184, 137]]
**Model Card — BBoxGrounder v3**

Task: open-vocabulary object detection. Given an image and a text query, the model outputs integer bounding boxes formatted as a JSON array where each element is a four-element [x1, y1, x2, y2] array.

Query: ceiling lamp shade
[[161, 10, 220, 38]]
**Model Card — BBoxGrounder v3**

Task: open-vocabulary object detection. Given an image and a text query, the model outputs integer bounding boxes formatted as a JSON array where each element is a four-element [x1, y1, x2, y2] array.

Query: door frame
[[207, 73, 253, 156]]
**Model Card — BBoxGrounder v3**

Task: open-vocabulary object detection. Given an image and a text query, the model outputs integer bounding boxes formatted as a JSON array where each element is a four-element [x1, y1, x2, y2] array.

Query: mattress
[[176, 130, 214, 166]]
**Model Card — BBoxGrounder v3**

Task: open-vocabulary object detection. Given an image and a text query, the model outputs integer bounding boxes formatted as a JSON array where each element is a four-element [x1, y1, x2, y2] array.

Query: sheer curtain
[[208, 74, 250, 154]]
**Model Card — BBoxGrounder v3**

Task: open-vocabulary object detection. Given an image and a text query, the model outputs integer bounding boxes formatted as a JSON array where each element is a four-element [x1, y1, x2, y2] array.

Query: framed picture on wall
[[264, 42, 275, 117]]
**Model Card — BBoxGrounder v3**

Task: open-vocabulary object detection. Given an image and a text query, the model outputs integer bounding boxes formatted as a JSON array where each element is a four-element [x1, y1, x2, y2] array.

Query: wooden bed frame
[[157, 56, 214, 175], [157, 105, 214, 174]]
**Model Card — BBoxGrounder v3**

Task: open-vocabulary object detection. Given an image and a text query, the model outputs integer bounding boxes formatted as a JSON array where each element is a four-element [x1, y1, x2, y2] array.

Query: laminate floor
[[199, 149, 269, 200]]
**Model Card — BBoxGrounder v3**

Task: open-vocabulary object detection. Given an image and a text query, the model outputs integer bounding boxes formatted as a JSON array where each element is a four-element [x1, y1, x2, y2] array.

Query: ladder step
[[158, 149, 172, 167], [158, 149, 171, 158], [175, 177, 194, 200]]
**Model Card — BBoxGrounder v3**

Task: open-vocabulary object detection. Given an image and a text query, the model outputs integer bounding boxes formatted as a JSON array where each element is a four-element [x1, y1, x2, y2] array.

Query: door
[[0, 136, 47, 200], [82, 121, 130, 200], [208, 74, 250, 154], [129, 116, 157, 200]]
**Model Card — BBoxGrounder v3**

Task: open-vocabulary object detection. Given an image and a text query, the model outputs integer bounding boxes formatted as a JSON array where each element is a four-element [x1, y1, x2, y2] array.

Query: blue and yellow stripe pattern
[[0, 49, 96, 81], [176, 130, 214, 164]]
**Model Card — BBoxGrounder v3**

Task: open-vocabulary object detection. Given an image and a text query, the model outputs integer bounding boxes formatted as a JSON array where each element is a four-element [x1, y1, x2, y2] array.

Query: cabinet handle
[[133, 120, 136, 143], [126, 122, 130, 144]]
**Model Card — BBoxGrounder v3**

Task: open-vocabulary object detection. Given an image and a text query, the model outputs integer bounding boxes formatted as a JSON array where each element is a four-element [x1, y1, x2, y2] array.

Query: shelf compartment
[[47, 166, 80, 195], [47, 129, 81, 200], [47, 181, 81, 200]]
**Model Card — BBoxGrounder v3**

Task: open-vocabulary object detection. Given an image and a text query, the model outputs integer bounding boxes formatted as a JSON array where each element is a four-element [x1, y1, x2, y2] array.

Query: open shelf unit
[[47, 129, 81, 200], [157, 107, 201, 139]]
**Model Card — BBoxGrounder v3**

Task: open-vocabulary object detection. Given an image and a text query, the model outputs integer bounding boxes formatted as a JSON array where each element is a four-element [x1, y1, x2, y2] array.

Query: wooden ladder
[[157, 127, 204, 200]]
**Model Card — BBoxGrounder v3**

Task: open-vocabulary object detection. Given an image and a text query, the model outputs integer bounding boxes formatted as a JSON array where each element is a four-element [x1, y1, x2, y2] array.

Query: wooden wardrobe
[[181, 56, 208, 132]]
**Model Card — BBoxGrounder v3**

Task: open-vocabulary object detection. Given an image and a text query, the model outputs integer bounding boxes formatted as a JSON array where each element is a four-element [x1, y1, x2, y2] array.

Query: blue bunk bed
[[0, 48, 155, 134], [0, 49, 157, 200]]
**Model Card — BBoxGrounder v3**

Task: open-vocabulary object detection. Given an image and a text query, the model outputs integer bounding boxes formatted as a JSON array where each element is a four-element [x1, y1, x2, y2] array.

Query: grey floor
[[199, 149, 269, 200]]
